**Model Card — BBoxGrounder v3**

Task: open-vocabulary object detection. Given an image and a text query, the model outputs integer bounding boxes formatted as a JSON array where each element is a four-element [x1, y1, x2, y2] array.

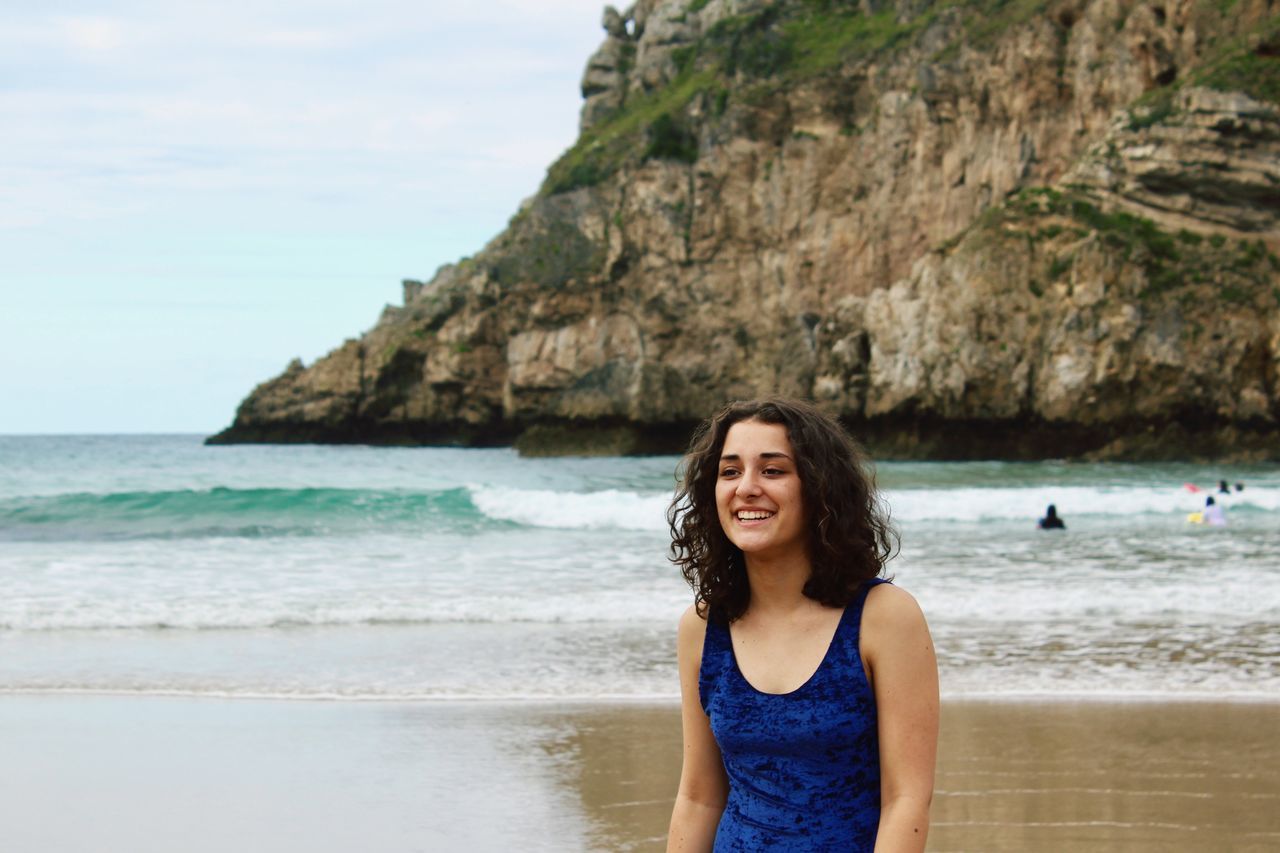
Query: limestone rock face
[[1068, 87, 1280, 234], [580, 13, 635, 128], [211, 0, 1280, 459]]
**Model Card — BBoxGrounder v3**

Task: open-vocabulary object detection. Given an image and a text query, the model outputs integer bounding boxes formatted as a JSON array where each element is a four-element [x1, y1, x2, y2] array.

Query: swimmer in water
[[1037, 504, 1065, 530], [1203, 496, 1227, 527]]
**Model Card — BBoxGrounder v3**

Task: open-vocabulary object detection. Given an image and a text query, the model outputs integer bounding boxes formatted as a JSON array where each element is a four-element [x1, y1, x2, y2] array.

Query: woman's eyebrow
[[719, 452, 792, 461]]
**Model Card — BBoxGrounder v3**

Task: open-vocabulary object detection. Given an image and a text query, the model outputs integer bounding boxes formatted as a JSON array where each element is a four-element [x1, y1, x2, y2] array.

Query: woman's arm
[[862, 584, 939, 853], [667, 604, 728, 852]]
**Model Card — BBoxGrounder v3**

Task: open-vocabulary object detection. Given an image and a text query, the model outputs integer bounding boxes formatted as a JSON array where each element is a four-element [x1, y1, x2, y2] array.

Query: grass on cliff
[[1195, 30, 1280, 105], [684, 2, 935, 80], [931, 0, 1051, 62], [995, 187, 1280, 304], [542, 69, 715, 194], [1126, 87, 1178, 130], [544, 0, 1277, 196], [542, 2, 946, 194], [543, 0, 1081, 195], [1126, 17, 1280, 128]]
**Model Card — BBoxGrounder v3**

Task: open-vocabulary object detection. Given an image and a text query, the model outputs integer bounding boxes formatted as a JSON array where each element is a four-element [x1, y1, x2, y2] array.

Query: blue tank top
[[699, 578, 887, 851]]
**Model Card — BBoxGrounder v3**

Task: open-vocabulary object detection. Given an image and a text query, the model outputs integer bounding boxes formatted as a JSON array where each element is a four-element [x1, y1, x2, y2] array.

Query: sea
[[1, 434, 1277, 703]]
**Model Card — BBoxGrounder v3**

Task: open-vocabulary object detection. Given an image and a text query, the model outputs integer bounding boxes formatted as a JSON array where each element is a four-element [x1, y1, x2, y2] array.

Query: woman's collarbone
[[731, 606, 844, 694]]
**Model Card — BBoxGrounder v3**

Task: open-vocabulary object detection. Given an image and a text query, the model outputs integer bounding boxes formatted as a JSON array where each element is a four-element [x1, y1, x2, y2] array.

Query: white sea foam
[[885, 484, 1280, 522], [0, 580, 690, 631], [469, 485, 671, 530], [466, 483, 1280, 531], [3, 437, 1278, 701], [9, 562, 1275, 631]]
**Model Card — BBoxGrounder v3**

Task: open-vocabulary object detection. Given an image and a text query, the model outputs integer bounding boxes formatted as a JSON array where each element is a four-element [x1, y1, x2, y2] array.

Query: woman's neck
[[742, 550, 814, 615]]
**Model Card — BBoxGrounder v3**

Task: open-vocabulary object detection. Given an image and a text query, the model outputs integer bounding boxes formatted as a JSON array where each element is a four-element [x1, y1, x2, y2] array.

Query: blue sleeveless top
[[699, 578, 887, 851]]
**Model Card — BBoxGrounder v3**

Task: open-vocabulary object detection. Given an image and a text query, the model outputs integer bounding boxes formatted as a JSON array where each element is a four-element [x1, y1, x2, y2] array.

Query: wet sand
[[0, 697, 1275, 851], [552, 700, 1280, 852], [929, 700, 1280, 851]]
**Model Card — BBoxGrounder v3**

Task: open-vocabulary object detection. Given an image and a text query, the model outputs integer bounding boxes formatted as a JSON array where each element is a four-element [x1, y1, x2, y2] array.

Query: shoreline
[[4, 687, 1278, 705], [2, 695, 1276, 851], [204, 415, 1280, 463]]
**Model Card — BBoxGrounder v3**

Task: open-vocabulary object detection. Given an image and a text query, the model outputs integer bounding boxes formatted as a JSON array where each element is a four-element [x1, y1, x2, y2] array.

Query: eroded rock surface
[[211, 0, 1280, 459]]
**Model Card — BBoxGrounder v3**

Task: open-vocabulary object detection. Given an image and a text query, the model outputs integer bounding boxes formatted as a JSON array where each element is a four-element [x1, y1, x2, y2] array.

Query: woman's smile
[[734, 509, 775, 524]]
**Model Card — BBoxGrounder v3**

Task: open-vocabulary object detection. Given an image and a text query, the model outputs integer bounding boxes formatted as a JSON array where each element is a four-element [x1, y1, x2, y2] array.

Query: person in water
[[1218, 480, 1231, 495], [1038, 504, 1065, 529], [666, 398, 938, 852], [1204, 496, 1227, 527]]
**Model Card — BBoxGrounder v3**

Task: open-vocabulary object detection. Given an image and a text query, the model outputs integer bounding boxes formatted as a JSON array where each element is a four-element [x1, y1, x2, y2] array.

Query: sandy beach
[[1, 696, 1275, 852]]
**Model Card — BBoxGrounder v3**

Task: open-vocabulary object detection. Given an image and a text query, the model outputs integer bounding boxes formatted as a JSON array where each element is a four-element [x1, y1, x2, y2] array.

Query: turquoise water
[[1, 435, 1277, 699]]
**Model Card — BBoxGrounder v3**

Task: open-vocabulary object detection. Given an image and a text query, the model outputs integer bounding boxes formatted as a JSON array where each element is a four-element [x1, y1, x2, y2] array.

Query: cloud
[[244, 28, 343, 49], [1, 1, 611, 430], [58, 16, 129, 52]]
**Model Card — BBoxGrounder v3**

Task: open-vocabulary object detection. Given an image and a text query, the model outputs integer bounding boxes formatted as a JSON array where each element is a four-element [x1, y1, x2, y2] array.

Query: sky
[[0, 0, 609, 434]]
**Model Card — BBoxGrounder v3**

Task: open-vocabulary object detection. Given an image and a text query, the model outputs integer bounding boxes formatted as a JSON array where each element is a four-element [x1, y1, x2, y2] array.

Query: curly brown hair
[[668, 397, 897, 622]]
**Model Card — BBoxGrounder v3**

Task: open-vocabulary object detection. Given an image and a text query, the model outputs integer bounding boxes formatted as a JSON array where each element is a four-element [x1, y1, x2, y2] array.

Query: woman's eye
[[719, 468, 739, 478], [763, 468, 785, 476]]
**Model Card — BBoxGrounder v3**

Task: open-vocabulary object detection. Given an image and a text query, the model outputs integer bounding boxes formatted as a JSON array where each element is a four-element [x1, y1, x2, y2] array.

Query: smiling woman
[[670, 398, 897, 622], [666, 398, 939, 852], [714, 421, 810, 567]]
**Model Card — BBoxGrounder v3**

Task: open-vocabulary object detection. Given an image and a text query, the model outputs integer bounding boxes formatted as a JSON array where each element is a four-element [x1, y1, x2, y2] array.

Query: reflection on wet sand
[[2, 697, 1274, 851], [931, 701, 1280, 852], [532, 703, 682, 851], [535, 701, 1280, 852]]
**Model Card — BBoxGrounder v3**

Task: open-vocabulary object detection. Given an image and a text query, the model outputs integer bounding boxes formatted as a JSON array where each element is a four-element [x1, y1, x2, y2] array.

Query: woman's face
[[715, 419, 808, 561]]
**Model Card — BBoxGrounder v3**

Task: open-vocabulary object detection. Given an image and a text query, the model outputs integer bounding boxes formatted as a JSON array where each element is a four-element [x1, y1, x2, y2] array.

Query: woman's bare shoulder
[[678, 602, 708, 635], [680, 596, 711, 650], [863, 582, 929, 635]]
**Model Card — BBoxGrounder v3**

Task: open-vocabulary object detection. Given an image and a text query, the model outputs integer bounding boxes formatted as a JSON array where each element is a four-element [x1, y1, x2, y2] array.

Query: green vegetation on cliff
[[491, 217, 603, 290], [548, 0, 1279, 197], [1127, 18, 1280, 129], [992, 187, 1280, 305], [543, 1, 946, 195], [542, 69, 716, 194], [1197, 33, 1280, 104]]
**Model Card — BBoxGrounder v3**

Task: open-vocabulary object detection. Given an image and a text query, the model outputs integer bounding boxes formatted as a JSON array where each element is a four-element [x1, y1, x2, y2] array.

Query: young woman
[[666, 398, 938, 852]]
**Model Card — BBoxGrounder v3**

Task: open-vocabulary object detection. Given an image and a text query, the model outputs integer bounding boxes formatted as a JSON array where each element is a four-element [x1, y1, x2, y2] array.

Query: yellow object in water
[[1187, 512, 1204, 524]]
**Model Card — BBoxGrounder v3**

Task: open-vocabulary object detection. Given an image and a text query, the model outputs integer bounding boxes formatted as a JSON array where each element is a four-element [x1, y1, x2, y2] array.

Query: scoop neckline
[[726, 604, 849, 698]]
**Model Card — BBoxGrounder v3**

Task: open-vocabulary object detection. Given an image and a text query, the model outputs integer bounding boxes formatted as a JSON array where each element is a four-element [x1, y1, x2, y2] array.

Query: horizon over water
[[1, 434, 1277, 703]]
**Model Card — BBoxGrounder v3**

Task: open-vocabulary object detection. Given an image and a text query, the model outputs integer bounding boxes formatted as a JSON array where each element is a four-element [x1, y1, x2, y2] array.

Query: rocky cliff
[[209, 0, 1280, 459]]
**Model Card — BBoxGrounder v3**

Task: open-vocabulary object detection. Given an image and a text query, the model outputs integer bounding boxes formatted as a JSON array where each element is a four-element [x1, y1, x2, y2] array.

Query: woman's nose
[[736, 472, 762, 496]]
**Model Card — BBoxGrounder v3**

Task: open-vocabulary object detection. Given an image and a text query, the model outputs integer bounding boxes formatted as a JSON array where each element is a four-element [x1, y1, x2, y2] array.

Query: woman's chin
[[732, 538, 789, 560]]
